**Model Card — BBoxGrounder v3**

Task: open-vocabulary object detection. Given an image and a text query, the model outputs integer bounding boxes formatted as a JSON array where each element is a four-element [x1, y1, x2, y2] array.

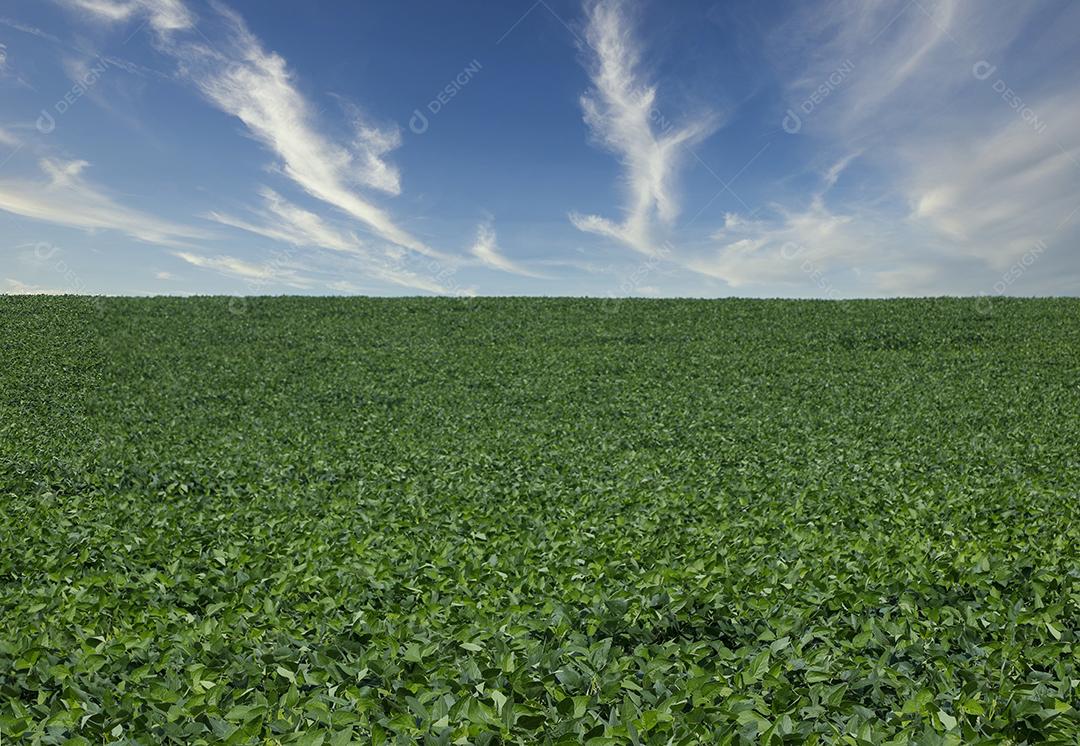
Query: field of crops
[[1, 296, 1078, 744]]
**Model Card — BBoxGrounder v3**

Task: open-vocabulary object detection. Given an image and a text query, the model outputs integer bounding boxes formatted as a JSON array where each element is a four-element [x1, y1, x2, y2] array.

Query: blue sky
[[1, 0, 1078, 298]]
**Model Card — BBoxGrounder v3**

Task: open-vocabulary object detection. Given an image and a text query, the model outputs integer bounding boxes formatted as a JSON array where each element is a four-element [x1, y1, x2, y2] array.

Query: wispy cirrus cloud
[[55, 0, 443, 263], [333, 94, 404, 197], [907, 92, 1080, 271], [172, 250, 313, 288], [4, 277, 53, 294], [0, 39, 33, 88], [55, 0, 194, 35], [207, 188, 364, 254], [709, 0, 1080, 295], [771, 0, 964, 138], [47, 0, 466, 298], [0, 16, 64, 44], [368, 261, 469, 296], [691, 156, 873, 290], [167, 4, 439, 259], [0, 158, 208, 247], [569, 0, 717, 256], [468, 221, 545, 278]]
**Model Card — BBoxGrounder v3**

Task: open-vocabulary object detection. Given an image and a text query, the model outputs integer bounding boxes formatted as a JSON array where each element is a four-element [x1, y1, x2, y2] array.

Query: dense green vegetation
[[2, 296, 1079, 744]]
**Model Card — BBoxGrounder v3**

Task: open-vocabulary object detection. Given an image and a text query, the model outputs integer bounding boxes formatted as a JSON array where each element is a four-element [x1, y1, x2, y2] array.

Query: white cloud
[[370, 263, 470, 296], [873, 266, 941, 296], [0, 17, 64, 44], [0, 38, 31, 87], [155, 270, 175, 280], [334, 96, 404, 196], [0, 158, 209, 247], [207, 188, 365, 254], [324, 279, 372, 294], [736, 0, 1080, 294], [53, 0, 440, 262], [469, 221, 545, 278], [4, 278, 50, 294], [50, 0, 463, 296], [570, 0, 717, 256], [168, 5, 439, 258], [693, 198, 865, 290], [56, 0, 194, 35], [350, 122, 402, 196], [172, 250, 312, 288], [208, 189, 477, 294], [690, 155, 901, 294], [174, 245, 468, 296], [823, 151, 860, 189], [0, 127, 18, 147], [907, 93, 1080, 270], [772, 0, 977, 138]]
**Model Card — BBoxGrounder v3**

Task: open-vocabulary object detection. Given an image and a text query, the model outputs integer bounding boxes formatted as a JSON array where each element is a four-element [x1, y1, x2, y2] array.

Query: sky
[[1, 0, 1078, 298]]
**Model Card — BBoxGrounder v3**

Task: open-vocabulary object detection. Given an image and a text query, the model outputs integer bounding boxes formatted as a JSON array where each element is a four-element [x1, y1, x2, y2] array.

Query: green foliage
[[1, 296, 1079, 744]]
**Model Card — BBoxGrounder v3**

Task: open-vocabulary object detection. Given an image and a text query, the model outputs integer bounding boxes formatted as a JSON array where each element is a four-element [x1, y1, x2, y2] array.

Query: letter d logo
[[782, 109, 802, 134], [972, 61, 996, 81], [37, 110, 56, 134], [408, 109, 429, 135]]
